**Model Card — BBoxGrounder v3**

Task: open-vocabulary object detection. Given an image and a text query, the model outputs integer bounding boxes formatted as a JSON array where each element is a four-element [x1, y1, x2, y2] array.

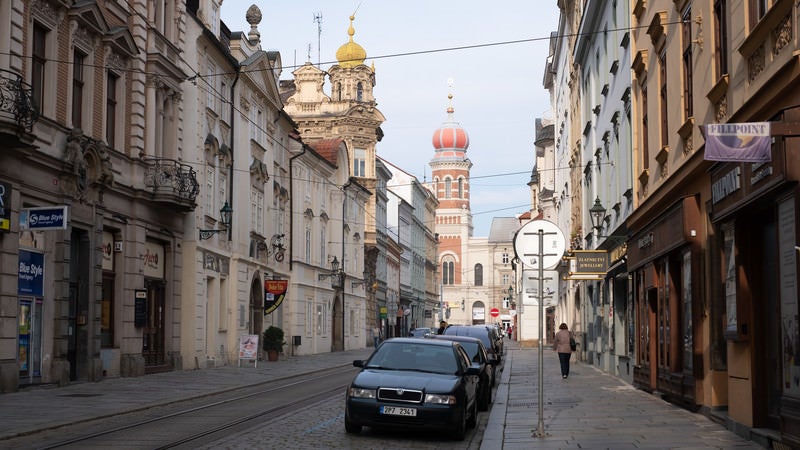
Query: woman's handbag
[[569, 336, 577, 352]]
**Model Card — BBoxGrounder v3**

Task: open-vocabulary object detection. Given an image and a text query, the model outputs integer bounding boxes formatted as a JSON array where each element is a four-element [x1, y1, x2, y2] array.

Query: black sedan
[[443, 325, 502, 367], [345, 337, 481, 440], [428, 334, 495, 411]]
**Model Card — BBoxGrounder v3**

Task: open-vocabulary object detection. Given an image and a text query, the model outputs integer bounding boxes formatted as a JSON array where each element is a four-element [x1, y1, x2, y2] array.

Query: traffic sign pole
[[512, 220, 565, 439]]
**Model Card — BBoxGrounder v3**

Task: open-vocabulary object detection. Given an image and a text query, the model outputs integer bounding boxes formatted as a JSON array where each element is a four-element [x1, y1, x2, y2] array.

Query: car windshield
[[365, 342, 458, 374]]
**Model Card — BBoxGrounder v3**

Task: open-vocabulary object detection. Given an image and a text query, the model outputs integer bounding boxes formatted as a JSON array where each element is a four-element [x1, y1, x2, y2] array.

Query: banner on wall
[[702, 122, 772, 163], [0, 181, 10, 231], [264, 279, 288, 315], [18, 250, 44, 296]]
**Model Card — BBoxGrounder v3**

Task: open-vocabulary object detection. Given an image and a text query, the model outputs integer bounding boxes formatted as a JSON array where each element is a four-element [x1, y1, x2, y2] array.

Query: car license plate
[[380, 406, 417, 416]]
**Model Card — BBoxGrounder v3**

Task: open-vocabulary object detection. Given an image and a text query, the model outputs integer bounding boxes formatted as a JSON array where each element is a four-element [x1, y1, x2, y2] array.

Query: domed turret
[[336, 15, 366, 68], [432, 95, 469, 152]]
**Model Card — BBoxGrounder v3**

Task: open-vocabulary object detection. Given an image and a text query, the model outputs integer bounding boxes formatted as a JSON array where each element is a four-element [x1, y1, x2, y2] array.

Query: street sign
[[20, 206, 68, 231], [490, 307, 500, 317], [513, 219, 566, 270], [522, 270, 559, 307]]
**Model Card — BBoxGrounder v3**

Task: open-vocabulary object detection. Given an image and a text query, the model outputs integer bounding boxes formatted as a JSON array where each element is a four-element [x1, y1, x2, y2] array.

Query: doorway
[[143, 278, 167, 372]]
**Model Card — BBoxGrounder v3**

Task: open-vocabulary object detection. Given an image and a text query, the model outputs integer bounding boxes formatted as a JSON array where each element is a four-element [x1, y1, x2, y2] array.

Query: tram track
[[4, 366, 356, 450]]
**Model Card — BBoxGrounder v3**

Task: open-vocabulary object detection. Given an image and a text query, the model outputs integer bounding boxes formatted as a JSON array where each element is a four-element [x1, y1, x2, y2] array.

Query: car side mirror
[[465, 365, 481, 376], [353, 360, 365, 368]]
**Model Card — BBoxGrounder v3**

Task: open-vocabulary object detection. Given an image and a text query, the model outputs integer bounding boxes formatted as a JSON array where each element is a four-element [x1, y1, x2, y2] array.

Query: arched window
[[356, 82, 363, 101], [458, 177, 464, 198], [442, 257, 455, 285], [444, 177, 452, 199], [336, 83, 342, 101], [474, 263, 483, 286], [432, 178, 439, 199]]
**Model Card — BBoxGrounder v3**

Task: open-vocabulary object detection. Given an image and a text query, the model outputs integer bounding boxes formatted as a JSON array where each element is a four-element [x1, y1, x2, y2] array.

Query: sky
[[221, 1, 560, 236]]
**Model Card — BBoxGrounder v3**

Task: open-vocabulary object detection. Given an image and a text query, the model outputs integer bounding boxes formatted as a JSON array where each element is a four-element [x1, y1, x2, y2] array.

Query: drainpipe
[[288, 141, 308, 271], [228, 69, 240, 241], [341, 178, 352, 351]]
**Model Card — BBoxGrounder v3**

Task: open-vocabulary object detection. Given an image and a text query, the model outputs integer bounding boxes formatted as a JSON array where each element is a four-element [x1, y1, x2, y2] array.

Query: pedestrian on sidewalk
[[553, 323, 574, 379]]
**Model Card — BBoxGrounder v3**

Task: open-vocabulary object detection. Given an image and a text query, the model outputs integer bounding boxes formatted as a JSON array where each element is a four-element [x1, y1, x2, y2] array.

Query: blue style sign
[[21, 206, 68, 230], [18, 250, 44, 296]]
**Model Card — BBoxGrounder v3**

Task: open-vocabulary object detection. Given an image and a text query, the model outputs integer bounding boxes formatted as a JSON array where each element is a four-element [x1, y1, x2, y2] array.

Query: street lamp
[[589, 197, 606, 232], [318, 256, 344, 289], [199, 202, 232, 240]]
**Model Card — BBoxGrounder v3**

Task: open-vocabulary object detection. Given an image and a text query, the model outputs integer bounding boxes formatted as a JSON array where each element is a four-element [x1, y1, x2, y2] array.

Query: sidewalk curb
[[480, 349, 514, 450]]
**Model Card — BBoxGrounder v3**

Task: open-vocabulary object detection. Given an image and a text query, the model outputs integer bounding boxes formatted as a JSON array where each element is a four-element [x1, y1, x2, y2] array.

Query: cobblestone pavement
[[0, 340, 769, 449]]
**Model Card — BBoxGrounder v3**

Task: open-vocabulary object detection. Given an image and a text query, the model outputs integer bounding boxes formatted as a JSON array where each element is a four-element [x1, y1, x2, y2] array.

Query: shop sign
[[573, 250, 609, 274], [472, 306, 485, 321], [20, 206, 68, 230], [264, 279, 288, 315], [141, 241, 164, 279], [0, 181, 10, 231], [711, 167, 741, 204], [102, 232, 114, 271], [18, 250, 44, 296]]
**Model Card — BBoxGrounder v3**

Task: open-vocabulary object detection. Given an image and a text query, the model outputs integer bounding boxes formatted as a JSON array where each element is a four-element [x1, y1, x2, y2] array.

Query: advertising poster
[[264, 280, 288, 315], [0, 181, 10, 231], [239, 334, 259, 359], [18, 250, 44, 297]]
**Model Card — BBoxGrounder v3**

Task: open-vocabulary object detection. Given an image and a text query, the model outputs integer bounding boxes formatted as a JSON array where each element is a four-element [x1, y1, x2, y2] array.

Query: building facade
[[3, 0, 199, 391]]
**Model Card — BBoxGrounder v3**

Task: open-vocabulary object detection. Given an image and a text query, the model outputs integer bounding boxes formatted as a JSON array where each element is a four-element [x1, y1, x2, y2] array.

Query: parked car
[[484, 324, 504, 356], [345, 337, 481, 440], [410, 327, 433, 337], [443, 325, 502, 367], [429, 335, 495, 410]]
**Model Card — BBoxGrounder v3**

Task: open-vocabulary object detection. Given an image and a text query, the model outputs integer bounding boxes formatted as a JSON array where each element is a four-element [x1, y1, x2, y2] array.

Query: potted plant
[[262, 326, 285, 361]]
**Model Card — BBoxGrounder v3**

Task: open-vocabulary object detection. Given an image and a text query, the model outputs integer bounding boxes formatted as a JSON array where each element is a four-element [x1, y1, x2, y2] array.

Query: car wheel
[[451, 407, 467, 441], [344, 416, 362, 434], [478, 383, 490, 411]]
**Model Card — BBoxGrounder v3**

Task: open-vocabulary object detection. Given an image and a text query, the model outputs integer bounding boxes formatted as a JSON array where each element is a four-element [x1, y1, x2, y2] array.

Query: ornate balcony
[[142, 158, 199, 210], [0, 69, 38, 140]]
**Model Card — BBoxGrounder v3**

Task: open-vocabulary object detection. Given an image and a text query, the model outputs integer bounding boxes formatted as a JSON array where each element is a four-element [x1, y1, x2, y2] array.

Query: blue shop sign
[[21, 206, 68, 230], [19, 250, 44, 296]]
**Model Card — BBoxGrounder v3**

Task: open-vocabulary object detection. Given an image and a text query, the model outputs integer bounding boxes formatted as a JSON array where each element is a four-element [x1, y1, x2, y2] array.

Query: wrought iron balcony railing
[[0, 69, 38, 132], [143, 158, 200, 203]]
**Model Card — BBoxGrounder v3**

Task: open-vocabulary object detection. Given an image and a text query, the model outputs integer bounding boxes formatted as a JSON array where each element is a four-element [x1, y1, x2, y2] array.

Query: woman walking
[[553, 323, 574, 379]]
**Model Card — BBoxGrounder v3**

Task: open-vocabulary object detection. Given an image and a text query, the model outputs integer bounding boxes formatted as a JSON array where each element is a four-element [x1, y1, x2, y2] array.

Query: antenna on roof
[[313, 12, 323, 67]]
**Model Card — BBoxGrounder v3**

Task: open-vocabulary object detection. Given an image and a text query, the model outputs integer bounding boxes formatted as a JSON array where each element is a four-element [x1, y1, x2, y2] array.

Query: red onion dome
[[432, 105, 469, 151]]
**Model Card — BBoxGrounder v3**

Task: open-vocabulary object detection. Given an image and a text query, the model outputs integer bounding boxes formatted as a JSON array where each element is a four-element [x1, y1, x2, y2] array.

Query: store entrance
[[143, 278, 167, 372]]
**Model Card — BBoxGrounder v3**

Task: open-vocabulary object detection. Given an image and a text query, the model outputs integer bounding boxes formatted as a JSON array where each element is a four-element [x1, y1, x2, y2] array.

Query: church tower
[[429, 94, 472, 288]]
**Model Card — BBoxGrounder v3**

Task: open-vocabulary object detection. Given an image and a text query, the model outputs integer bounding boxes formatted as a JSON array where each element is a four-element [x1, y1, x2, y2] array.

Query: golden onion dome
[[335, 15, 366, 68]]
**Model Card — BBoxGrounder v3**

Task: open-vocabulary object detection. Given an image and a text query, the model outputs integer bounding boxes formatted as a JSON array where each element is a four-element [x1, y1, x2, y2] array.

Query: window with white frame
[[502, 273, 509, 286], [354, 148, 366, 177], [249, 104, 265, 146], [316, 303, 327, 335], [206, 166, 215, 215], [320, 225, 327, 265], [210, 3, 220, 35], [306, 299, 313, 336], [206, 59, 217, 110], [250, 187, 264, 234], [219, 171, 227, 211], [305, 225, 312, 262]]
